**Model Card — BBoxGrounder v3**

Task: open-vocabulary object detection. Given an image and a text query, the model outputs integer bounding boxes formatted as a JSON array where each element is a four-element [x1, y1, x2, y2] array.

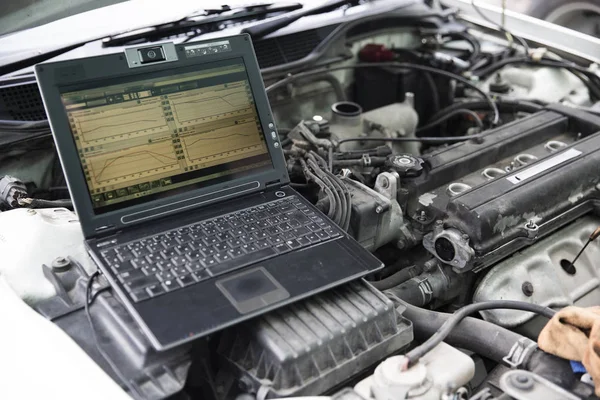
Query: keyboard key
[[193, 270, 211, 282], [305, 233, 321, 243], [203, 236, 219, 246], [215, 252, 233, 262], [145, 253, 164, 264], [161, 248, 178, 258], [255, 239, 270, 249], [199, 247, 216, 256], [175, 244, 195, 254], [177, 273, 196, 287], [125, 275, 158, 291], [228, 239, 243, 247], [215, 222, 232, 232], [110, 262, 136, 274], [171, 266, 189, 276], [265, 226, 280, 235], [239, 234, 254, 244], [281, 231, 296, 241], [169, 255, 188, 266], [216, 232, 233, 242], [118, 269, 145, 283], [207, 248, 276, 277], [131, 258, 149, 268], [292, 227, 310, 236], [228, 248, 244, 258], [156, 270, 176, 282], [156, 260, 175, 270], [185, 261, 204, 272], [268, 236, 284, 245], [146, 284, 165, 297], [254, 230, 269, 239], [285, 239, 302, 249], [274, 243, 291, 254], [185, 250, 203, 261], [324, 227, 340, 238], [316, 230, 330, 240], [141, 265, 161, 275], [214, 242, 230, 252], [146, 242, 165, 253], [297, 237, 311, 246], [130, 288, 150, 302], [200, 257, 217, 268], [162, 279, 180, 292], [241, 243, 258, 253], [307, 223, 320, 232]]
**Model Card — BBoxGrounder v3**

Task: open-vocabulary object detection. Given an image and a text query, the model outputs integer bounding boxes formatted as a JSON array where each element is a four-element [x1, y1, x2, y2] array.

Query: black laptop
[[35, 35, 382, 350]]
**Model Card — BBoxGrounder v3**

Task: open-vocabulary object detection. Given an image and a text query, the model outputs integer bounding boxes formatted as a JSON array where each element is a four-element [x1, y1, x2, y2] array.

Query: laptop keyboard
[[100, 196, 340, 303]]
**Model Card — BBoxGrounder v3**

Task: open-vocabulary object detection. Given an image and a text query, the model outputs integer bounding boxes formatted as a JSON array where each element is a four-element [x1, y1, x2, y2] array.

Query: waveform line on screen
[[185, 133, 251, 147], [77, 106, 161, 123], [95, 150, 177, 181], [173, 91, 248, 108], [83, 119, 160, 134]]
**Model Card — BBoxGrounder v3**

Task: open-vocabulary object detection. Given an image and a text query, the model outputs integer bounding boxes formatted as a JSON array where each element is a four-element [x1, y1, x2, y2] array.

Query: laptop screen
[[59, 57, 273, 214]]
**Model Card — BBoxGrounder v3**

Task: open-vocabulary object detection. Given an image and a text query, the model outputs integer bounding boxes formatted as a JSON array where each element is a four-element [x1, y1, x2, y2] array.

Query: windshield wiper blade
[[242, 0, 361, 39], [103, 2, 303, 47]]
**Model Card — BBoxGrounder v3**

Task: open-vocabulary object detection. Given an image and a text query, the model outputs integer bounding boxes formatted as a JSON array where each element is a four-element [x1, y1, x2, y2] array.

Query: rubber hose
[[385, 278, 428, 307], [398, 301, 575, 389], [369, 265, 423, 291]]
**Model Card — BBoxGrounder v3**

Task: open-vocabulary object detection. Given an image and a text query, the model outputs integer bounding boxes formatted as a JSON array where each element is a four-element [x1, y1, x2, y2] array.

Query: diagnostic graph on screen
[[85, 140, 180, 188], [71, 100, 167, 143]]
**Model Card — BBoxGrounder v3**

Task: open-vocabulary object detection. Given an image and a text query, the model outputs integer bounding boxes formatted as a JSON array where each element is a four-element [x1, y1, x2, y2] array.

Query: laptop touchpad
[[216, 267, 290, 314]]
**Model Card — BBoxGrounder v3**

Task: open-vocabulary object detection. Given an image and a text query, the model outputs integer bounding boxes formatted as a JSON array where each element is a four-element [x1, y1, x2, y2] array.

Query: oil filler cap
[[386, 155, 424, 177]]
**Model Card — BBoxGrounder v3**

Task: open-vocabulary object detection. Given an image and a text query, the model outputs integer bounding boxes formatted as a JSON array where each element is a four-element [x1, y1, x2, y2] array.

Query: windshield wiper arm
[[242, 0, 361, 39], [103, 2, 303, 47]]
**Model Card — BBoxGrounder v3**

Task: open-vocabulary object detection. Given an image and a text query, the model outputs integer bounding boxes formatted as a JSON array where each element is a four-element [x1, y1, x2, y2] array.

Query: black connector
[[0, 175, 27, 208]]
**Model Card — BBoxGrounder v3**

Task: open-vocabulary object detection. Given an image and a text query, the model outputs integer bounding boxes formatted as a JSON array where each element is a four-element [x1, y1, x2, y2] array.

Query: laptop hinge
[[265, 179, 283, 189]]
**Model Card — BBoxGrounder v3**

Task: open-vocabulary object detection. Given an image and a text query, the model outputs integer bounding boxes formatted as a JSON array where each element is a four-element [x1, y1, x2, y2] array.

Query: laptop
[[35, 35, 383, 350]]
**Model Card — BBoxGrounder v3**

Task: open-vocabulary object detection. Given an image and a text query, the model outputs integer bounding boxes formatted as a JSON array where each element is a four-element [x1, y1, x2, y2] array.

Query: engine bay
[[2, 1, 600, 399]]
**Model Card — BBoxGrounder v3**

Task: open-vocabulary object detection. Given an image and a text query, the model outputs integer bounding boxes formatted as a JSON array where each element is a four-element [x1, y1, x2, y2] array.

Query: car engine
[[1, 1, 600, 399]]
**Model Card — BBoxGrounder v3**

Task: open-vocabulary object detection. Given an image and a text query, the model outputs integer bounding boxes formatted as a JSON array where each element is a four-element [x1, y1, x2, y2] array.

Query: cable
[[404, 300, 556, 367], [445, 31, 481, 64], [471, 0, 530, 54], [300, 158, 336, 219], [85, 271, 143, 398], [334, 135, 483, 149], [265, 62, 500, 125], [428, 98, 542, 123], [417, 108, 483, 133]]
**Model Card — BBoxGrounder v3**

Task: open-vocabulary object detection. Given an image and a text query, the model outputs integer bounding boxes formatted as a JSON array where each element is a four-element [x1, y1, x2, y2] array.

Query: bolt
[[417, 211, 427, 221], [509, 373, 534, 391], [376, 206, 384, 214], [522, 282, 534, 297], [526, 220, 537, 229], [435, 220, 443, 226], [51, 257, 71, 271]]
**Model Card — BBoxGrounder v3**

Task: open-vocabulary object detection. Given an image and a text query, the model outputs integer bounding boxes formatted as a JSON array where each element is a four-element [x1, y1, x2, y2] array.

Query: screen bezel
[[35, 35, 288, 239]]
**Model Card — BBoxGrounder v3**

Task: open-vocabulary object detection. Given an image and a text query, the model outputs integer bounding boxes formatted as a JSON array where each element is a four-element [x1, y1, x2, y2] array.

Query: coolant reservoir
[[354, 342, 475, 399], [0, 208, 94, 304]]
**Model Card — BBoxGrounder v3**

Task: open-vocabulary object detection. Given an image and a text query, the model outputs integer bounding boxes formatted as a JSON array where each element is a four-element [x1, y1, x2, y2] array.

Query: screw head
[[375, 206, 383, 214], [522, 282, 534, 297]]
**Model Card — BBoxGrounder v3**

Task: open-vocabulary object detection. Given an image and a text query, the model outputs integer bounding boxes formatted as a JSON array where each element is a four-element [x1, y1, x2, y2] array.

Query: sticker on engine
[[184, 40, 231, 58], [507, 148, 582, 184]]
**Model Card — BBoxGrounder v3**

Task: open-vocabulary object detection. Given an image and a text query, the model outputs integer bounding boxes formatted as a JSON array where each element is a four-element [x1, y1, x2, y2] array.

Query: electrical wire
[[334, 135, 484, 149], [85, 271, 143, 398], [416, 108, 483, 133], [404, 300, 556, 367], [300, 158, 336, 219], [265, 62, 500, 125], [471, 0, 530, 54], [427, 98, 543, 123]]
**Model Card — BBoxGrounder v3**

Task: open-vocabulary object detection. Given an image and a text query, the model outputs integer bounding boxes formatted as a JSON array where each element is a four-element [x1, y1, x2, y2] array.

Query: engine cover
[[402, 106, 600, 271]]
